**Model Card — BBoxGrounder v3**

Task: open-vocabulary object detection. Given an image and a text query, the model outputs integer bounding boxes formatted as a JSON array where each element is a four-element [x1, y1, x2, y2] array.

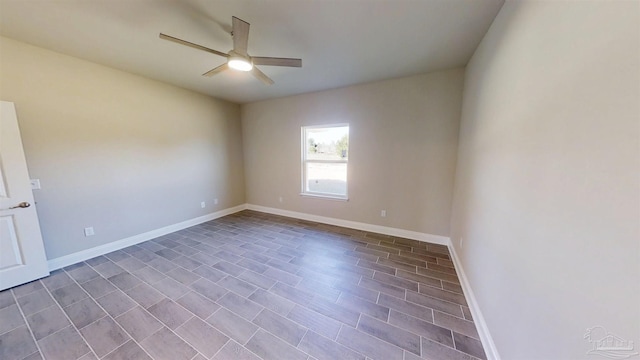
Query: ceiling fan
[[159, 16, 302, 85]]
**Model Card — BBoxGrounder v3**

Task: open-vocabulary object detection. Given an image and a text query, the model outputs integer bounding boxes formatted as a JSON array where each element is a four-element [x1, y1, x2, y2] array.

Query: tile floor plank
[[103, 340, 151, 360], [96, 290, 136, 318], [337, 293, 390, 322], [175, 317, 229, 358], [206, 308, 258, 345], [79, 316, 130, 357], [388, 309, 453, 347], [336, 325, 404, 360], [212, 339, 261, 360], [298, 330, 366, 360], [245, 329, 308, 360], [248, 288, 296, 316], [17, 289, 56, 316], [286, 305, 342, 341], [140, 327, 197, 360], [1, 326, 39, 360], [115, 306, 162, 342], [0, 304, 26, 335], [356, 314, 421, 355], [38, 325, 90, 360], [454, 332, 487, 360], [252, 308, 307, 346], [147, 298, 193, 330], [27, 305, 71, 340], [366, 291, 435, 323], [217, 292, 263, 321], [176, 291, 220, 319]]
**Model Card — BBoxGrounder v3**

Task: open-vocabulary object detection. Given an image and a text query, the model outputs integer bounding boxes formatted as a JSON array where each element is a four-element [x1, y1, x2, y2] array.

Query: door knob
[[9, 202, 31, 209]]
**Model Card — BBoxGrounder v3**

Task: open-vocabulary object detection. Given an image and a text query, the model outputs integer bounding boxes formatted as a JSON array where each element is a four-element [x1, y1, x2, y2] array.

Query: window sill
[[300, 193, 349, 201]]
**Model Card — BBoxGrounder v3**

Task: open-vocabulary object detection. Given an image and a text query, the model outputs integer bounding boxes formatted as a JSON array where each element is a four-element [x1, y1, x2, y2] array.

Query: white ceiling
[[0, 0, 504, 104]]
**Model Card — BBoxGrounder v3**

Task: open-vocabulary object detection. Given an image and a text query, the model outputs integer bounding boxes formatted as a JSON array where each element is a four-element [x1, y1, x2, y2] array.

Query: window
[[301, 124, 349, 199]]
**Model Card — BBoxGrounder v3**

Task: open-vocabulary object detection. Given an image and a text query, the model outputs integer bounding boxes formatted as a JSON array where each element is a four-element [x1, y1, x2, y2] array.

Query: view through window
[[302, 124, 349, 199]]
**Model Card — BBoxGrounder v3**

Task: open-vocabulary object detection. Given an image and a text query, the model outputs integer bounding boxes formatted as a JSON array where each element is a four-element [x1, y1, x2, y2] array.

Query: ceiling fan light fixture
[[160, 16, 301, 85], [228, 56, 253, 71]]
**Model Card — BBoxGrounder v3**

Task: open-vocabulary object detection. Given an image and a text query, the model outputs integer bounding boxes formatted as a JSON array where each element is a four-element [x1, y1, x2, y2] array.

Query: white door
[[0, 101, 49, 290]]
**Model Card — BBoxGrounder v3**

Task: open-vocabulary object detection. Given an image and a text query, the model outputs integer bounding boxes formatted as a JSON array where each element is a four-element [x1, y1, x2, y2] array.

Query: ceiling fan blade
[[159, 33, 228, 58], [252, 57, 302, 67], [251, 67, 274, 85], [202, 63, 229, 77], [232, 17, 250, 55]]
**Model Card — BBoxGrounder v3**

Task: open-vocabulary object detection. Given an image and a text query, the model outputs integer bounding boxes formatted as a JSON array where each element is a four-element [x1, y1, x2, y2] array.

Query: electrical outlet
[[460, 237, 464, 248], [201, 201, 206, 208], [214, 198, 218, 205], [278, 196, 283, 203], [380, 210, 386, 217], [30, 179, 41, 190], [84, 227, 95, 237]]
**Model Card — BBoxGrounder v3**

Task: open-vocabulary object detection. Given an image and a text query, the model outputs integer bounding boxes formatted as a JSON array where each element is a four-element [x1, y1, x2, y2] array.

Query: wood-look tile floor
[[0, 210, 486, 360]]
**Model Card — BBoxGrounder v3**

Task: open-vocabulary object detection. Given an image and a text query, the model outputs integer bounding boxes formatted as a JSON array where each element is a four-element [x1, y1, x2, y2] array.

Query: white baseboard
[[448, 244, 501, 360], [246, 203, 499, 360], [47, 204, 247, 271], [245, 204, 450, 245]]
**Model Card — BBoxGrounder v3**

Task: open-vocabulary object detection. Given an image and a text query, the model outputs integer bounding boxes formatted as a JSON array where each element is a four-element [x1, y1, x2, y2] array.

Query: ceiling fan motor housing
[[159, 16, 301, 84]]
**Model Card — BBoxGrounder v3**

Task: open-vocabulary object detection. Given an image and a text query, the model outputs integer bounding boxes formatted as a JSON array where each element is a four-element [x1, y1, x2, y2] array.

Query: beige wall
[[0, 37, 245, 259], [242, 69, 463, 236], [450, 1, 639, 358]]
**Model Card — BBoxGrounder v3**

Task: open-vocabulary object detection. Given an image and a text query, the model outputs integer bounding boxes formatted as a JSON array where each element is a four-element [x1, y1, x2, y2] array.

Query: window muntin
[[302, 125, 349, 199]]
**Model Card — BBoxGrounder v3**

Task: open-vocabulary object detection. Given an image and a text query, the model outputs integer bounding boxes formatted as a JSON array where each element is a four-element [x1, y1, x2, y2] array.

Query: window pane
[[306, 162, 347, 196], [306, 126, 349, 161]]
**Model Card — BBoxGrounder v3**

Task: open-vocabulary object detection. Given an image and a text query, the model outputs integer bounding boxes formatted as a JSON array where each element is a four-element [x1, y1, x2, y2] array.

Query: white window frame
[[301, 124, 349, 200]]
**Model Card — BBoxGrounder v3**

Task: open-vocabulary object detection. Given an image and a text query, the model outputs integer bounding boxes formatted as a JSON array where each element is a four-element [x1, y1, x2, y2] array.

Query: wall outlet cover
[[84, 227, 95, 236], [30, 179, 41, 190]]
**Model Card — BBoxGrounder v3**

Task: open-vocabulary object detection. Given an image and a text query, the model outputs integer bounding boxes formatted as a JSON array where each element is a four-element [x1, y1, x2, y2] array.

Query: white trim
[[299, 193, 349, 201], [447, 243, 501, 360], [302, 123, 350, 130], [47, 204, 247, 271], [302, 159, 348, 164], [301, 124, 350, 200], [245, 204, 449, 245]]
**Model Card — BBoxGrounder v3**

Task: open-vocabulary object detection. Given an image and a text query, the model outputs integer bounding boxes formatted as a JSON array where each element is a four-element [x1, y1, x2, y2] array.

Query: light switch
[[30, 179, 41, 190]]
